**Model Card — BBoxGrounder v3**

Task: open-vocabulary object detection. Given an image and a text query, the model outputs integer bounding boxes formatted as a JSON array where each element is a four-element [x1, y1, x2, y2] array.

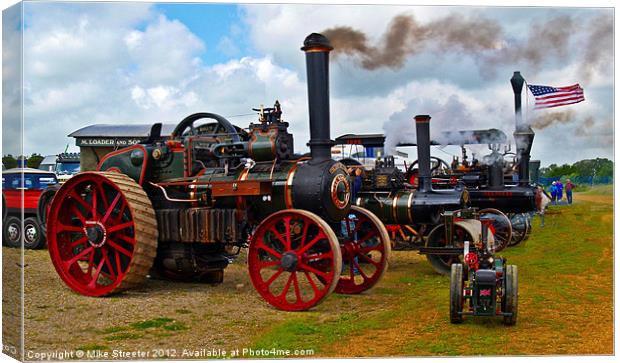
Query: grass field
[[3, 188, 613, 359]]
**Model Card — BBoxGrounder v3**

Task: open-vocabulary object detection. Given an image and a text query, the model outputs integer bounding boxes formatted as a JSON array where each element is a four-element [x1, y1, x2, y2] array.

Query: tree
[[2, 154, 17, 169], [27, 153, 44, 169]]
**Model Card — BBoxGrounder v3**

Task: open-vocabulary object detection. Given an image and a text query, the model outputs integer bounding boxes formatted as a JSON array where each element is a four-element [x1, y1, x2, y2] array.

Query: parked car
[[2, 168, 59, 249]]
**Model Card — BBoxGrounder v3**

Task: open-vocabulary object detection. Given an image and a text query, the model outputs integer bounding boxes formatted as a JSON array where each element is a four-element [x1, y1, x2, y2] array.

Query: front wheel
[[248, 209, 342, 311], [450, 263, 464, 324], [23, 217, 46, 249], [503, 265, 518, 325], [335, 206, 390, 294]]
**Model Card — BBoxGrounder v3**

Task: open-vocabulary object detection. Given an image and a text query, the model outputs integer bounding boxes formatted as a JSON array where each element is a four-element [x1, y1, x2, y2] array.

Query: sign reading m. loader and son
[[69, 124, 176, 171]]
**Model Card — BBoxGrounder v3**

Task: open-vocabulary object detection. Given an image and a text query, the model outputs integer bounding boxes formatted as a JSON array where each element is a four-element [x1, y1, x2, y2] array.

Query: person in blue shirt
[[556, 180, 564, 202], [550, 181, 557, 204]]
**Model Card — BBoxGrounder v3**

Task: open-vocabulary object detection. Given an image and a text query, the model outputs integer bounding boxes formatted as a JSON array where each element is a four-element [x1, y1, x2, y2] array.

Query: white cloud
[[9, 2, 613, 168]]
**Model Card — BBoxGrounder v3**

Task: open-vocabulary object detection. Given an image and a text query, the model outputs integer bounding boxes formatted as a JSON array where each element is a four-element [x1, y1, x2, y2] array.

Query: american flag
[[527, 83, 585, 109]]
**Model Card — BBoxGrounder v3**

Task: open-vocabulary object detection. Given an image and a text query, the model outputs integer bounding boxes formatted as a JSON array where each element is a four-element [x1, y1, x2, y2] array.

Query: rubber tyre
[[37, 185, 60, 233], [503, 265, 518, 325], [23, 217, 46, 249], [3, 216, 21, 248], [450, 263, 464, 324]]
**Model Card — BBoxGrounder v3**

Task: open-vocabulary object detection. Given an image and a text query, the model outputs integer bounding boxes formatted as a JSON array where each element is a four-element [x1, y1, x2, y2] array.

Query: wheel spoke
[[279, 273, 294, 298], [283, 216, 292, 250], [70, 204, 87, 225], [257, 242, 282, 259], [101, 192, 122, 224], [298, 262, 329, 280], [58, 223, 84, 234], [268, 227, 288, 250], [296, 232, 326, 255], [114, 250, 123, 278], [357, 230, 377, 244], [88, 259, 106, 288], [64, 246, 94, 268], [353, 259, 370, 281], [299, 222, 309, 249], [69, 236, 88, 249], [102, 249, 116, 279], [292, 272, 302, 303], [358, 252, 381, 268], [304, 271, 320, 293], [107, 221, 134, 233], [86, 250, 95, 276], [107, 239, 133, 258], [69, 191, 91, 211], [117, 233, 136, 245], [91, 187, 98, 219], [264, 268, 284, 287]]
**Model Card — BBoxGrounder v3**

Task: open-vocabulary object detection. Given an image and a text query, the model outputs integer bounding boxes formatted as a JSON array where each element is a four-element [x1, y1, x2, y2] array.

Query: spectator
[[565, 178, 575, 204], [556, 180, 564, 202], [550, 181, 557, 204]]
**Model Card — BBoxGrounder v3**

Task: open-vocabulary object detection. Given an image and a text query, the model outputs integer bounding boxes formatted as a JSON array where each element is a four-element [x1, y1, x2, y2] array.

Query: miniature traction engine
[[45, 33, 391, 311], [449, 219, 518, 325]]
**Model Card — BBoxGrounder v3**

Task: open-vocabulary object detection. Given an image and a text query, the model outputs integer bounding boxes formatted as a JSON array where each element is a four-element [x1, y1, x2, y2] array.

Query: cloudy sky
[[2, 2, 614, 166]]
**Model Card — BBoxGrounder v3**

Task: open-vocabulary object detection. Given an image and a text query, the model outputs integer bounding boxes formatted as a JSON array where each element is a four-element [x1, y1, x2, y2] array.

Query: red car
[[2, 168, 58, 249]]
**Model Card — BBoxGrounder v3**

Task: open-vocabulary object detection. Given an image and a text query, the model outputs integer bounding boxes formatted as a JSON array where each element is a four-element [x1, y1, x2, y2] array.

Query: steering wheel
[[171, 112, 241, 142], [406, 157, 451, 177]]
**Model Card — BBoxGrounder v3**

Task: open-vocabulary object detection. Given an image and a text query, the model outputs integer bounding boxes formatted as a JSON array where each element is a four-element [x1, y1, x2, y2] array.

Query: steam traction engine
[[406, 72, 539, 246], [45, 33, 391, 311], [342, 115, 501, 275]]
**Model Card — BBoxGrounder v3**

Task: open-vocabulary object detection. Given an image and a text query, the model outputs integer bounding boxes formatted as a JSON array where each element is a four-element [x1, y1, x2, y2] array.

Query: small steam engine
[[45, 33, 391, 311], [450, 219, 518, 325]]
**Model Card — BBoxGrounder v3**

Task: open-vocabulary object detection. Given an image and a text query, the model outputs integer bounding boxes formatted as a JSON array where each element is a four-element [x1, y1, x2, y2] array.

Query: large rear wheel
[[47, 172, 158, 296], [248, 209, 342, 311], [335, 206, 390, 294]]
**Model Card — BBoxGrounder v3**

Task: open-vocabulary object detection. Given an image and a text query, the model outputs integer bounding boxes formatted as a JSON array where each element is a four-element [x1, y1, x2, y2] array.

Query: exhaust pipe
[[414, 115, 432, 193], [301, 33, 334, 163], [511, 71, 535, 186]]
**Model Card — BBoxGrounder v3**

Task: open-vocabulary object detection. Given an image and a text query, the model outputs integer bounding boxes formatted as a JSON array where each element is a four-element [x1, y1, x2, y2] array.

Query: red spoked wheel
[[47, 172, 158, 296], [335, 206, 390, 294], [479, 208, 512, 252], [248, 209, 342, 311]]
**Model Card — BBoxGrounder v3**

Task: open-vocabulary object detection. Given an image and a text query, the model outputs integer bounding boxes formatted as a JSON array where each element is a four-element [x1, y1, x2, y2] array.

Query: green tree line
[[540, 158, 613, 179]]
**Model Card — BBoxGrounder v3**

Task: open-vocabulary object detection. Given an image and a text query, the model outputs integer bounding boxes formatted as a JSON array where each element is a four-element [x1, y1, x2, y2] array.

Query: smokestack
[[414, 115, 432, 193], [511, 71, 535, 186], [302, 33, 334, 162]]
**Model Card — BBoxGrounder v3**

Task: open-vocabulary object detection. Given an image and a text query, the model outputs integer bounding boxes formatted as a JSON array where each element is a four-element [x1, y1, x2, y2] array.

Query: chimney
[[414, 115, 432, 193], [511, 71, 535, 186], [301, 33, 334, 163]]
